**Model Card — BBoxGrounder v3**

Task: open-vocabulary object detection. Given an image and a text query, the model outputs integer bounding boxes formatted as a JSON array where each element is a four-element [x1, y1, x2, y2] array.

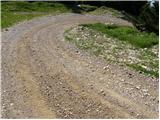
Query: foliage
[[64, 25, 158, 77], [127, 64, 158, 77], [81, 23, 158, 48], [1, 12, 46, 28], [1, 1, 70, 12], [138, 1, 159, 34]]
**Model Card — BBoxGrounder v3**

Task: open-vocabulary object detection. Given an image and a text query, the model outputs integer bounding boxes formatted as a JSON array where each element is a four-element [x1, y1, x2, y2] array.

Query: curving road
[[1, 14, 159, 118]]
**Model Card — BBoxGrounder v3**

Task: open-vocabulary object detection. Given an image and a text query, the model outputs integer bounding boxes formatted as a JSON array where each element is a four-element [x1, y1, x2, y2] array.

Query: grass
[[1, 2, 125, 28], [89, 6, 122, 17], [2, 12, 46, 28], [1, 1, 71, 28], [64, 24, 159, 78], [80, 23, 158, 48], [127, 64, 159, 78], [2, 1, 70, 12]]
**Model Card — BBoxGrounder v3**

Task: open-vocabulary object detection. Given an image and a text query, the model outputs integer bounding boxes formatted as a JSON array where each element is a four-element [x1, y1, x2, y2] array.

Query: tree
[[139, 1, 159, 34]]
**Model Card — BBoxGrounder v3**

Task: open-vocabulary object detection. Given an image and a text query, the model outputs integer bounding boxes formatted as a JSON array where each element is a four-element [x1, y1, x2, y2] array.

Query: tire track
[[1, 14, 158, 118]]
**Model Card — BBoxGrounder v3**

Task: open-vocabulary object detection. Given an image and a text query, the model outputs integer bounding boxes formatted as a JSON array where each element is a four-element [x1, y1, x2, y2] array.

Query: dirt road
[[1, 14, 159, 118]]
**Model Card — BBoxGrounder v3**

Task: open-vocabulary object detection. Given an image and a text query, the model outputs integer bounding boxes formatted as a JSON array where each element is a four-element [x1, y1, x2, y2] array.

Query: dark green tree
[[138, 1, 159, 34]]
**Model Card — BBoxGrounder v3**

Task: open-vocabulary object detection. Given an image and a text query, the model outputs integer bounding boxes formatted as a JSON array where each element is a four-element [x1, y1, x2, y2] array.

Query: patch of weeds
[[138, 50, 158, 61], [127, 64, 159, 78], [64, 25, 158, 78], [80, 23, 158, 48], [76, 40, 94, 50], [92, 45, 104, 56]]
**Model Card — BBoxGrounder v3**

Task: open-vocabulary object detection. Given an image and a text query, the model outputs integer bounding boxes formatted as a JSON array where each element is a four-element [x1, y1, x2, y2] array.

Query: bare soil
[[1, 13, 159, 118]]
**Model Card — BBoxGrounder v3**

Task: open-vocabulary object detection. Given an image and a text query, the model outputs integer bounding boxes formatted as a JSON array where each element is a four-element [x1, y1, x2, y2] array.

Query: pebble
[[2, 105, 6, 108], [10, 103, 14, 106], [87, 109, 91, 112], [75, 50, 79, 53], [121, 79, 125, 82], [100, 89, 104, 93], [128, 73, 133, 78], [144, 92, 150, 96], [130, 88, 134, 90], [100, 89, 106, 96], [90, 85, 94, 89], [59, 82, 62, 85], [69, 111, 73, 115], [64, 115, 68, 118], [144, 102, 148, 105], [5, 28, 9, 31], [152, 97, 156, 101], [136, 114, 140, 117], [55, 104, 60, 107], [102, 92, 106, 96], [103, 66, 109, 70], [142, 89, 148, 92], [136, 85, 141, 90]]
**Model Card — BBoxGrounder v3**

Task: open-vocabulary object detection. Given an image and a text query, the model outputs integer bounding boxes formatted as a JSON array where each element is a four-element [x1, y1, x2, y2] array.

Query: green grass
[[2, 1, 70, 12], [127, 64, 159, 77], [80, 23, 158, 48], [1, 1, 71, 28], [64, 25, 158, 78], [2, 12, 46, 28]]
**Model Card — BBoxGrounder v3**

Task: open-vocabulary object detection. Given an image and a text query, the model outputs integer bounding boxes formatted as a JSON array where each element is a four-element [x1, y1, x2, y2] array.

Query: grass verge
[[64, 24, 159, 78], [2, 12, 47, 28], [80, 23, 158, 48], [1, 1, 71, 28], [127, 64, 159, 78]]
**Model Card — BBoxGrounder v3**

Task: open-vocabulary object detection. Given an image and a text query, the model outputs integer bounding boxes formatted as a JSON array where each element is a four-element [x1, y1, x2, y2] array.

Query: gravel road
[[1, 13, 159, 118]]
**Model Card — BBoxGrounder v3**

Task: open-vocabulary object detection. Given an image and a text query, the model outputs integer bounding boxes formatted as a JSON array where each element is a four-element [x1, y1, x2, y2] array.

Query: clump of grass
[[81, 23, 158, 48], [127, 64, 159, 77]]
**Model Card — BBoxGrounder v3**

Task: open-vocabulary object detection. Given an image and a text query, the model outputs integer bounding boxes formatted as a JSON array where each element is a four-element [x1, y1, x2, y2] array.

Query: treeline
[[59, 1, 159, 34], [2, 1, 159, 34]]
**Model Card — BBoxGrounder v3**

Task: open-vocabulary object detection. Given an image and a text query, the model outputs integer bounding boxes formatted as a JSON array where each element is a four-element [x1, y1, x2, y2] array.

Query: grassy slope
[[64, 24, 159, 77], [81, 23, 158, 48], [88, 6, 122, 17], [1, 1, 71, 28], [1, 3, 124, 28]]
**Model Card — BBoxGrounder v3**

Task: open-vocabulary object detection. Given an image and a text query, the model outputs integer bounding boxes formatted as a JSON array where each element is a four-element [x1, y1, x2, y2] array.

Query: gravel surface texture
[[1, 13, 159, 118]]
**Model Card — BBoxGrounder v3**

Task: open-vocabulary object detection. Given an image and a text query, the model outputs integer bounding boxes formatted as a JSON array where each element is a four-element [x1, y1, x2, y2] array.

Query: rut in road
[[1, 14, 159, 118]]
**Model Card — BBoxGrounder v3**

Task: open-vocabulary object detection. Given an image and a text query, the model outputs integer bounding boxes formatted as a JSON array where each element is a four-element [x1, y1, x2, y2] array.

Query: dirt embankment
[[1, 14, 159, 118]]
